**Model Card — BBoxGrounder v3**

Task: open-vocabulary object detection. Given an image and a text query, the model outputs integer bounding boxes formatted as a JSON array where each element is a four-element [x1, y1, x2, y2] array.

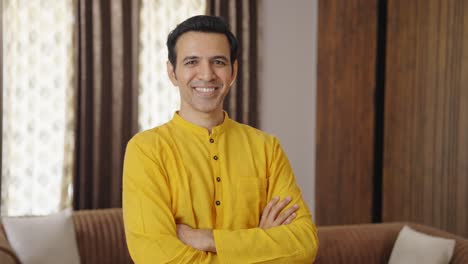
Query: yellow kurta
[[123, 112, 318, 263]]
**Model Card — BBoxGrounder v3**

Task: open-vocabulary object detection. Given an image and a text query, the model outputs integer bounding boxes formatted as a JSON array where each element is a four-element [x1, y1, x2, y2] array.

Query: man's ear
[[167, 61, 178, 86], [229, 60, 239, 87]]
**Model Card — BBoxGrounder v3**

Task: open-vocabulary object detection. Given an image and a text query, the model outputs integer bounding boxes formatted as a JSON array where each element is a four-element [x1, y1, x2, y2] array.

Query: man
[[123, 15, 318, 263]]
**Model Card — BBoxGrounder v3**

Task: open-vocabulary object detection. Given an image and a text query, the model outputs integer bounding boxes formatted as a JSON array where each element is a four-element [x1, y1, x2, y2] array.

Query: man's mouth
[[194, 87, 217, 93]]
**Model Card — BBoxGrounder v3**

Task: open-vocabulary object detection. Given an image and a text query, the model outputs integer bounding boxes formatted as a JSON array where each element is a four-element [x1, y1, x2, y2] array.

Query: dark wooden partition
[[383, 0, 468, 237], [316, 0, 468, 236], [316, 0, 378, 225]]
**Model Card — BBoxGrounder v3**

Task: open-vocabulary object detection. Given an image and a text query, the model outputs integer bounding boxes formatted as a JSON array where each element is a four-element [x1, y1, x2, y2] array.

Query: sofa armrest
[[315, 223, 402, 264], [73, 208, 133, 264], [315, 222, 468, 264], [0, 222, 21, 264]]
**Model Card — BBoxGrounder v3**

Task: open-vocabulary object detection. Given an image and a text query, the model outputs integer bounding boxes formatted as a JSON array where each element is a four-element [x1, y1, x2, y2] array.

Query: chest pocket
[[235, 177, 267, 228]]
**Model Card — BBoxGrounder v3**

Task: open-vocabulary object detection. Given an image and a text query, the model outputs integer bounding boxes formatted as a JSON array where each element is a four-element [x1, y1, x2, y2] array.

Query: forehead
[[175, 32, 230, 59]]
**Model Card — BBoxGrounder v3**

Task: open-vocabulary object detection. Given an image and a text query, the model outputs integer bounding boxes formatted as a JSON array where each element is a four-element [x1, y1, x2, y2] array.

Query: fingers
[[259, 196, 279, 227], [282, 212, 296, 225], [268, 196, 293, 222], [259, 196, 299, 229], [274, 204, 299, 225]]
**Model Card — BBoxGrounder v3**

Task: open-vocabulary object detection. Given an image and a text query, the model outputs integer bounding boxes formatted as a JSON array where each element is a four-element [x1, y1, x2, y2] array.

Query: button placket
[[209, 134, 223, 221]]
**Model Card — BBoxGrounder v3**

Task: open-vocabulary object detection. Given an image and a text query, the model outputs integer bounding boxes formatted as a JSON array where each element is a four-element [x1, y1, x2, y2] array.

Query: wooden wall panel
[[316, 0, 378, 225], [383, 0, 468, 237]]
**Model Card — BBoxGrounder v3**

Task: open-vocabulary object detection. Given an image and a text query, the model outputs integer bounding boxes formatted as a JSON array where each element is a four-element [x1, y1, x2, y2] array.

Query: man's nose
[[197, 61, 216, 81]]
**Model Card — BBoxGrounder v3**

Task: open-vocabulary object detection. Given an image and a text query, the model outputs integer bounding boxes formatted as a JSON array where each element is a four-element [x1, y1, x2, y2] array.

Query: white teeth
[[195, 87, 216, 93]]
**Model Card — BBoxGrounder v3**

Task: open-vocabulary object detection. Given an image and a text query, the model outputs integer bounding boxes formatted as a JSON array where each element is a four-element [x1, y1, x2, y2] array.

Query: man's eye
[[213, 60, 226, 65], [185, 60, 197, 65]]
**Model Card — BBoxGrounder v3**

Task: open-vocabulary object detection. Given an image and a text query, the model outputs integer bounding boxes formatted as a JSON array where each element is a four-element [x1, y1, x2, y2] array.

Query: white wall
[[258, 0, 317, 214]]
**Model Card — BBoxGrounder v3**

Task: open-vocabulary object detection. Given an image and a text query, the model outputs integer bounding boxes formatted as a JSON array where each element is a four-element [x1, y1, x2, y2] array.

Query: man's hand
[[259, 196, 299, 229], [176, 197, 298, 252], [176, 224, 216, 253]]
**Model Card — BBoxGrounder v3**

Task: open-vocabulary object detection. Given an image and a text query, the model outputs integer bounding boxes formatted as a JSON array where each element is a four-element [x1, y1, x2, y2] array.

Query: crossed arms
[[176, 196, 300, 253], [123, 136, 318, 263]]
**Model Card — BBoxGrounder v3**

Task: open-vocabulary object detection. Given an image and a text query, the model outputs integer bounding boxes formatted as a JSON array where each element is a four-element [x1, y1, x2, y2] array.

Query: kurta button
[[213, 155, 218, 160], [216, 177, 221, 182], [215, 201, 221, 206], [209, 138, 215, 143]]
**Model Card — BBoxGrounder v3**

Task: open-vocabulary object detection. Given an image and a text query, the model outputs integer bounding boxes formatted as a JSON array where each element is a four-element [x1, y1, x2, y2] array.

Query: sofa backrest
[[2, 209, 468, 264], [72, 208, 133, 264]]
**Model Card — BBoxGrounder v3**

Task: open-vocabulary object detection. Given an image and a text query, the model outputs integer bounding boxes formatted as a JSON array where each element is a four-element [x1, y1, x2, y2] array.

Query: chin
[[194, 105, 222, 114], [191, 102, 223, 114]]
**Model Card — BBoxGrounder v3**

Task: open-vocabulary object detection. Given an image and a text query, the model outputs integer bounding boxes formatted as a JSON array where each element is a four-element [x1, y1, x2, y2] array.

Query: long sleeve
[[122, 136, 219, 264], [213, 137, 318, 263]]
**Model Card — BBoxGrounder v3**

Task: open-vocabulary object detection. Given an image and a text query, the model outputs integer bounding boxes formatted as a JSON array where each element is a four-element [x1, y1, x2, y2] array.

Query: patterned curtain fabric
[[206, 0, 259, 127], [1, 0, 76, 216], [73, 0, 139, 210], [1, 0, 213, 213], [138, 0, 205, 131], [0, 1, 3, 213]]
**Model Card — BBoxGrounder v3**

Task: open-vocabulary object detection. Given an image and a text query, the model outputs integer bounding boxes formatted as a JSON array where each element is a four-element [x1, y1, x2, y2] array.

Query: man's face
[[167, 32, 238, 116]]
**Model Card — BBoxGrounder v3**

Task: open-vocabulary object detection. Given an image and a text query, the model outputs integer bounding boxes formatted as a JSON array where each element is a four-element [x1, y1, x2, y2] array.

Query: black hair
[[166, 15, 239, 68]]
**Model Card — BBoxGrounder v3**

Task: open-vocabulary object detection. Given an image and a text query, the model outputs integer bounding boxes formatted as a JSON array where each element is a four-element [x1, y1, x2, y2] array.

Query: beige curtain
[[73, 0, 140, 209], [0, 0, 3, 212], [207, 0, 259, 127], [2, 0, 76, 216]]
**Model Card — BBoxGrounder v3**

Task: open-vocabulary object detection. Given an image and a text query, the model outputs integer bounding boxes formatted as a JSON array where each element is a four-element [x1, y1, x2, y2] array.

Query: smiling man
[[123, 15, 318, 263]]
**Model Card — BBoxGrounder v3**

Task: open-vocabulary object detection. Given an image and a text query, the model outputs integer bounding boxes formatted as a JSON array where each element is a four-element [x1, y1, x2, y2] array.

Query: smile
[[194, 87, 218, 93]]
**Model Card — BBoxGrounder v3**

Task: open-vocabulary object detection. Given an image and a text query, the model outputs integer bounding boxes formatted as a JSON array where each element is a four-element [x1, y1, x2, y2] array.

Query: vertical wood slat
[[316, 0, 378, 225], [383, 0, 468, 237]]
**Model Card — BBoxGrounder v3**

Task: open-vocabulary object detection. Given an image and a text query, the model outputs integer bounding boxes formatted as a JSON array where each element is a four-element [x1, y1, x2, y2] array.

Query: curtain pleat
[[207, 0, 258, 127], [73, 0, 139, 210]]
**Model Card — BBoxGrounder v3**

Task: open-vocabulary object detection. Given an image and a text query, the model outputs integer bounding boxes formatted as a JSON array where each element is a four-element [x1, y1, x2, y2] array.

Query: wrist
[[203, 229, 216, 253]]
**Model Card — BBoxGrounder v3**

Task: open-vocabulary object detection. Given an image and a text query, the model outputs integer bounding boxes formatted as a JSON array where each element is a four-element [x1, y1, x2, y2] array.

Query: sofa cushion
[[2, 209, 80, 264], [388, 225, 455, 264]]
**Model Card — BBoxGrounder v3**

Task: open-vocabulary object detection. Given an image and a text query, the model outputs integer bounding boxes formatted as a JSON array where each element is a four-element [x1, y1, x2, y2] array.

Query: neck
[[179, 109, 225, 133]]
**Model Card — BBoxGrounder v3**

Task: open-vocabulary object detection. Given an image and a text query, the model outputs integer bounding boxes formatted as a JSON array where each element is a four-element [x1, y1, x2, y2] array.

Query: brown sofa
[[315, 222, 468, 264], [0, 208, 467, 263], [0, 209, 132, 264]]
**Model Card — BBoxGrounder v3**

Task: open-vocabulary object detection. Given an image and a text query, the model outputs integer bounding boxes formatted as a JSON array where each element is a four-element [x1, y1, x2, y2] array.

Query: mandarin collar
[[170, 111, 230, 136]]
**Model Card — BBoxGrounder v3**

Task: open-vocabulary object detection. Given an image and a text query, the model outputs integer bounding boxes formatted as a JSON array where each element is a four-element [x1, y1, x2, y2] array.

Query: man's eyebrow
[[182, 56, 199, 62], [211, 55, 229, 61], [182, 55, 229, 62]]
